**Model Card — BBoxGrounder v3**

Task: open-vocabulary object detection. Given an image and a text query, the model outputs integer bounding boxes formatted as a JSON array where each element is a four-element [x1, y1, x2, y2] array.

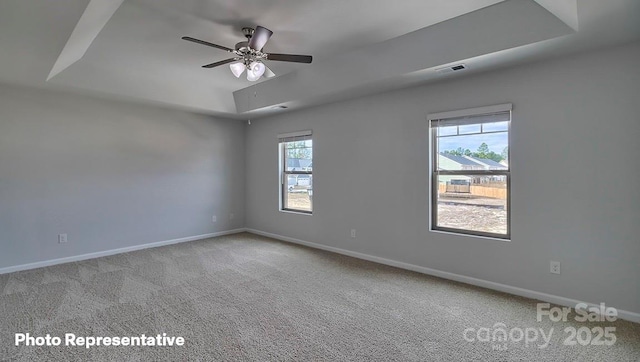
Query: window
[[279, 130, 313, 214], [429, 104, 511, 239]]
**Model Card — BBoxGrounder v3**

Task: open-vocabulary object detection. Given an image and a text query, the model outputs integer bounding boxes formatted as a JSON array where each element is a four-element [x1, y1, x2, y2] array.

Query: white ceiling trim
[[47, 0, 124, 81]]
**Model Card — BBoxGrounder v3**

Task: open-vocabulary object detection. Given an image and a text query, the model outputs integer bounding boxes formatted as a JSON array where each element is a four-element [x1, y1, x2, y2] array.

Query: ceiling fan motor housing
[[235, 41, 249, 52], [235, 28, 264, 66]]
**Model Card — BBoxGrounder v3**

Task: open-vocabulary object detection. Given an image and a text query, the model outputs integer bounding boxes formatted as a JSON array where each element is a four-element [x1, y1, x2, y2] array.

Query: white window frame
[[429, 104, 512, 240], [278, 130, 313, 214]]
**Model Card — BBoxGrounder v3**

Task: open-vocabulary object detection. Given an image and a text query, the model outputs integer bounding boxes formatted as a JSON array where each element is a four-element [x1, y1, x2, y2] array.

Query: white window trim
[[429, 104, 511, 240], [279, 131, 313, 214]]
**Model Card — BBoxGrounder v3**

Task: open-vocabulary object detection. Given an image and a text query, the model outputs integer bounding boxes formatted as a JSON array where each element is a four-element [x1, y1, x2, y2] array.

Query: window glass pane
[[436, 175, 507, 235], [482, 121, 509, 132], [458, 124, 481, 135], [285, 140, 313, 172], [282, 139, 313, 213], [432, 110, 510, 238], [437, 130, 508, 171], [438, 126, 458, 137], [284, 174, 313, 212]]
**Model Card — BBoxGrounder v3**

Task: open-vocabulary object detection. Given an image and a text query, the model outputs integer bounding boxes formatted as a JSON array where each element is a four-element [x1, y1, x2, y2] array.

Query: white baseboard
[[0, 228, 247, 275], [246, 228, 640, 324]]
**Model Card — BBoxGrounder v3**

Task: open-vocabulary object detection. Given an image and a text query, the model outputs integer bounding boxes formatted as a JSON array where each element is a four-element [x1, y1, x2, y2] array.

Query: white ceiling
[[0, 0, 638, 119]]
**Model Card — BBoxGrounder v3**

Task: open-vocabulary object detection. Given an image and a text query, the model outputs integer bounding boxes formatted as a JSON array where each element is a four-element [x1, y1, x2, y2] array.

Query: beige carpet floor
[[1, 232, 638, 361]]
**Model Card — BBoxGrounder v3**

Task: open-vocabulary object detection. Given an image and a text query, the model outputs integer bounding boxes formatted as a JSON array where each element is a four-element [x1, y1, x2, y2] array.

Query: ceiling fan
[[182, 26, 312, 81]]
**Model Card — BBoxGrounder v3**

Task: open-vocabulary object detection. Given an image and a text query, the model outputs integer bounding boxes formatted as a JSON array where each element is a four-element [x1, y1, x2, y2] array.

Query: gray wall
[[246, 41, 640, 314], [0, 84, 245, 269]]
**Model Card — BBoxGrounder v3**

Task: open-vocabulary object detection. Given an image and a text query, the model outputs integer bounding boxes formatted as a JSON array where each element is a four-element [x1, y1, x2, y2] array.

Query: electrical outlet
[[229, 213, 235, 220], [350, 229, 356, 238], [212, 215, 217, 223], [58, 234, 68, 243], [550, 261, 561, 275]]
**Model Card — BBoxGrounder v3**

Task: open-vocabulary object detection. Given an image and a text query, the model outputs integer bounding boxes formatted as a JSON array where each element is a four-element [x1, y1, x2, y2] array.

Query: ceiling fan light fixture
[[246, 61, 266, 81], [182, 26, 312, 81], [229, 62, 246, 78]]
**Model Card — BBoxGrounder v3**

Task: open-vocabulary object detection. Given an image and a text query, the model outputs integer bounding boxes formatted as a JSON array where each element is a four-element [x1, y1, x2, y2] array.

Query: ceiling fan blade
[[267, 53, 312, 63], [248, 26, 273, 50], [182, 36, 234, 53], [202, 58, 237, 68], [263, 65, 276, 78]]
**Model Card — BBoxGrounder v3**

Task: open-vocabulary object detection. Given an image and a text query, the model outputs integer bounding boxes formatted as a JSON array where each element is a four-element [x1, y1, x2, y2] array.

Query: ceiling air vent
[[435, 64, 467, 74]]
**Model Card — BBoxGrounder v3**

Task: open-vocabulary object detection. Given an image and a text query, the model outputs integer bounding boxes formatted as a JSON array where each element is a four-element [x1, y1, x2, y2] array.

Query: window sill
[[430, 228, 510, 242], [279, 209, 313, 216]]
